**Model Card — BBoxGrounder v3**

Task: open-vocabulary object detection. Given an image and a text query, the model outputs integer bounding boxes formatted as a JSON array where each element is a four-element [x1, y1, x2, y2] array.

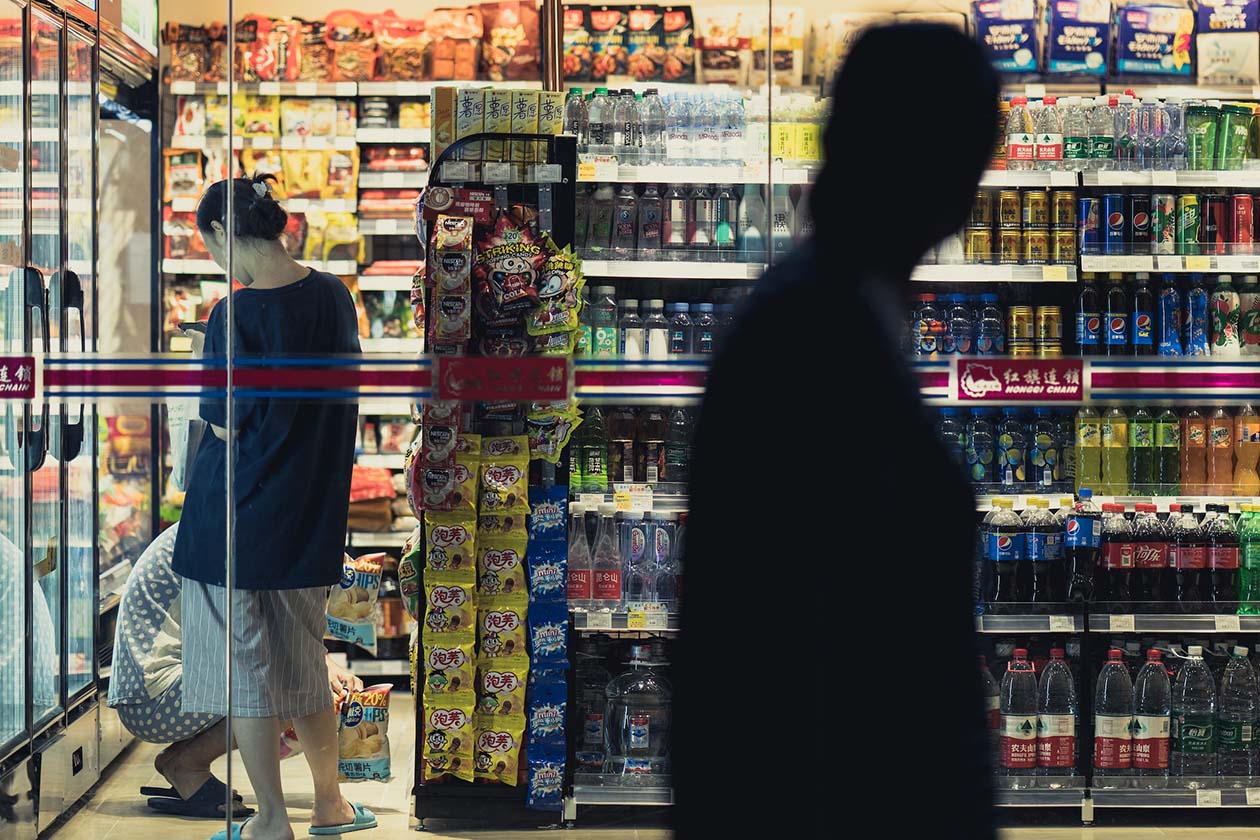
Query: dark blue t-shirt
[[172, 270, 361, 590]]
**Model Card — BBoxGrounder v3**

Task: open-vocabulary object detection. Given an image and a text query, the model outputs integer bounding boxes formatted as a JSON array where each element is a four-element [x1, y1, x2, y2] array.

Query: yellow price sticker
[[627, 611, 647, 629], [613, 492, 633, 512], [1041, 265, 1068, 282], [578, 162, 597, 181], [1186, 255, 1211, 271]]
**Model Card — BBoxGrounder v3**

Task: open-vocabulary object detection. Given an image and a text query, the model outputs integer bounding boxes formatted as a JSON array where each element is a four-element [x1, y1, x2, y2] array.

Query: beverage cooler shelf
[[980, 170, 1080, 188], [1083, 171, 1260, 188], [975, 614, 1083, 633], [977, 495, 1260, 513], [1091, 786, 1260, 807], [1090, 613, 1260, 633], [572, 610, 679, 633], [911, 265, 1077, 283], [1081, 255, 1260, 273], [994, 786, 1087, 807], [576, 162, 816, 185], [581, 259, 765, 280], [571, 781, 674, 807]]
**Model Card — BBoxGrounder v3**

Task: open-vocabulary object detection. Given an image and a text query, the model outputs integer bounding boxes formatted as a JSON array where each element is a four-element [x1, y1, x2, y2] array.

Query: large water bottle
[[692, 95, 720, 166], [1006, 96, 1035, 171], [587, 183, 615, 253], [611, 184, 637, 259], [574, 638, 613, 770], [1062, 97, 1089, 171], [1088, 95, 1115, 171], [665, 95, 693, 166], [650, 511, 679, 608], [1037, 648, 1078, 778], [586, 87, 614, 156], [1136, 101, 1161, 170], [981, 655, 1001, 765], [1094, 648, 1135, 784], [639, 88, 667, 165], [604, 643, 672, 775], [567, 503, 592, 611], [1217, 646, 1260, 782], [565, 87, 588, 151], [1172, 645, 1218, 783], [613, 88, 641, 165], [998, 648, 1039, 785], [1163, 99, 1187, 170], [590, 503, 623, 611], [1114, 94, 1137, 171], [1134, 648, 1172, 786], [1034, 96, 1064, 171], [719, 95, 746, 165]]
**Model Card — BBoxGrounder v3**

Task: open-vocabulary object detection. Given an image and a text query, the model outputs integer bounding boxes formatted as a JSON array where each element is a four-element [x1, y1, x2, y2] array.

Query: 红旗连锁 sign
[[956, 358, 1083, 402]]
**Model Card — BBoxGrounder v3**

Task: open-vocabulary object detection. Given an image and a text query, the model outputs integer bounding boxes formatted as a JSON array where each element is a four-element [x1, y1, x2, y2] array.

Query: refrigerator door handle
[[59, 269, 84, 462], [24, 266, 48, 473]]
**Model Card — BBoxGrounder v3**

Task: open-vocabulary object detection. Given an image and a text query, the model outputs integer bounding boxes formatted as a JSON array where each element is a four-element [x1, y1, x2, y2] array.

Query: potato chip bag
[[476, 660, 529, 716], [424, 576, 477, 636], [326, 553, 384, 654], [424, 512, 476, 575], [526, 543, 566, 604], [478, 593, 528, 660], [338, 684, 392, 781], [473, 714, 526, 786], [422, 702, 475, 782], [527, 599, 568, 666], [423, 639, 476, 698], [477, 512, 526, 537], [480, 436, 530, 515], [476, 536, 527, 596]]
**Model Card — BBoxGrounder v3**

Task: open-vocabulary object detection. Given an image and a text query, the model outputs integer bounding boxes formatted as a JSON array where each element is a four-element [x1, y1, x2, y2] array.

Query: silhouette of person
[[675, 25, 998, 838]]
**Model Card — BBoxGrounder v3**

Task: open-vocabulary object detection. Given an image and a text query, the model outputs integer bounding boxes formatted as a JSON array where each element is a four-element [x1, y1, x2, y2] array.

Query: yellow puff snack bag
[[477, 593, 528, 661], [337, 684, 392, 781], [480, 436, 530, 515], [422, 702, 475, 783], [473, 714, 526, 786], [476, 536, 527, 597], [476, 660, 529, 717], [326, 553, 384, 654], [422, 638, 476, 698], [477, 512, 527, 538], [452, 450, 480, 517], [424, 576, 476, 637], [398, 526, 423, 620], [424, 512, 476, 576]]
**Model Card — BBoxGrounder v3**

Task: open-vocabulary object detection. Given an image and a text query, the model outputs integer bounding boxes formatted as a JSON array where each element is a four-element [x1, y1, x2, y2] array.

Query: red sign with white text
[[435, 356, 570, 402], [955, 358, 1084, 402], [0, 356, 36, 400]]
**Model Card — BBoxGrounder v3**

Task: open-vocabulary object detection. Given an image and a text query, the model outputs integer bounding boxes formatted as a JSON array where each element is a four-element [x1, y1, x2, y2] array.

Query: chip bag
[[423, 639, 476, 697], [473, 714, 526, 786], [478, 593, 529, 660], [424, 576, 477, 636], [480, 436, 530, 515], [476, 660, 529, 716], [527, 599, 568, 667], [326, 553, 384, 654], [424, 512, 477, 576], [477, 536, 527, 596], [422, 703, 475, 783], [338, 684, 392, 781]]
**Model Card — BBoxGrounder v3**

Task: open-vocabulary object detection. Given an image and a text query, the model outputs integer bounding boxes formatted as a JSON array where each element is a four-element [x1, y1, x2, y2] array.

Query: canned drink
[[998, 228, 1022, 264], [964, 227, 993, 264], [1036, 341, 1063, 358], [1129, 193, 1152, 255], [1009, 340, 1035, 358], [1036, 306, 1063, 342], [1078, 197, 1101, 255], [1202, 195, 1228, 255], [1186, 281, 1210, 355], [970, 191, 994, 227], [1052, 228, 1076, 264], [1022, 190, 1050, 228], [1008, 306, 1035, 342], [1102, 193, 1127, 255], [1024, 229, 1050, 264], [1233, 194, 1255, 253], [1051, 190, 1076, 228], [998, 190, 1022, 228], [1177, 194, 1201, 256], [1151, 193, 1176, 255]]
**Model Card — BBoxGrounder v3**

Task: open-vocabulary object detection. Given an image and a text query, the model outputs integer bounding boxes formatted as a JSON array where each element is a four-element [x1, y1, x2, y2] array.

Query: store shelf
[[98, 593, 121, 616], [358, 218, 414, 236], [1090, 613, 1260, 633], [345, 658, 409, 676], [299, 259, 359, 275], [1092, 786, 1260, 807], [581, 259, 765, 280], [977, 494, 1260, 513], [32, 172, 57, 189], [980, 170, 1079, 188], [162, 258, 357, 276], [576, 162, 815, 184], [356, 453, 405, 469], [572, 610, 678, 633], [356, 275, 414, 291], [357, 79, 540, 96], [1081, 254, 1260, 273], [358, 171, 429, 189], [911, 264, 1077, 283], [571, 783, 674, 807], [284, 198, 356, 214], [975, 614, 1083, 633], [170, 134, 356, 151], [1083, 170, 1260, 188], [355, 127, 431, 144], [360, 337, 422, 353], [168, 80, 359, 97], [348, 530, 411, 547], [994, 787, 1087, 807]]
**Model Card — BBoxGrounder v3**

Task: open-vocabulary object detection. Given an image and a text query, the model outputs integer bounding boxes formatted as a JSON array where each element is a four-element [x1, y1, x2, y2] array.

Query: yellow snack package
[[424, 512, 476, 575], [398, 526, 423, 620], [452, 450, 480, 516], [477, 593, 528, 660], [337, 684, 392, 781], [477, 512, 526, 537], [473, 714, 526, 786], [326, 553, 384, 654], [480, 436, 530, 515], [424, 576, 476, 636], [422, 701, 475, 783], [422, 638, 476, 698], [476, 536, 527, 596], [476, 660, 529, 716], [526, 405, 582, 464]]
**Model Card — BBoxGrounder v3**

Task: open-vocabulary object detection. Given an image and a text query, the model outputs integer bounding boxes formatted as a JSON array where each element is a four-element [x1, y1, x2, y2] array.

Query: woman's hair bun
[[195, 171, 289, 241]]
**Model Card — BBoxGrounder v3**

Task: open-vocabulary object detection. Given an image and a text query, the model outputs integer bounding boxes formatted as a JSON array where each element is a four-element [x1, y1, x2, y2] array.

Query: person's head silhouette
[[813, 24, 999, 278]]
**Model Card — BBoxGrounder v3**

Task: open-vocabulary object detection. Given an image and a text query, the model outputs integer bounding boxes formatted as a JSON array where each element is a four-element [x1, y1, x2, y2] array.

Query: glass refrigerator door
[[30, 7, 62, 728], [64, 25, 94, 702], [0, 0, 25, 758]]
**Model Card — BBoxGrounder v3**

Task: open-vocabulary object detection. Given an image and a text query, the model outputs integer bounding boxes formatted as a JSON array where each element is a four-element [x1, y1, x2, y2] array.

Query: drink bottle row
[[990, 644, 1260, 787], [567, 504, 684, 614], [1080, 193, 1260, 257], [577, 287, 751, 359], [951, 188, 1078, 267], [572, 637, 673, 777], [912, 296, 1063, 357], [570, 405, 692, 492]]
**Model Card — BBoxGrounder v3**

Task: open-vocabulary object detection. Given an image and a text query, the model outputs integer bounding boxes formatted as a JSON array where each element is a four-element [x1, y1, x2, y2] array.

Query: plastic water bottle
[[640, 89, 666, 164], [1217, 646, 1260, 782], [1088, 95, 1115, 171], [567, 503, 592, 610], [619, 511, 651, 607], [590, 503, 623, 612], [941, 293, 975, 355], [1034, 95, 1064, 171], [719, 95, 746, 165], [770, 184, 794, 258], [612, 184, 637, 258], [1134, 648, 1172, 786], [644, 299, 669, 360], [613, 88, 641, 165], [663, 184, 688, 258], [1163, 99, 1187, 170], [976, 293, 1005, 355], [603, 643, 672, 775], [591, 285, 618, 359], [998, 648, 1039, 785], [667, 303, 692, 354], [1136, 101, 1161, 170], [565, 87, 588, 151], [1094, 648, 1135, 783], [1062, 97, 1089, 171], [692, 95, 720, 165], [1037, 648, 1078, 778], [1172, 645, 1218, 782], [1114, 94, 1137, 171], [1005, 96, 1035, 171], [618, 299, 644, 360], [586, 87, 614, 156], [649, 511, 679, 608], [665, 95, 692, 166], [636, 184, 662, 260], [981, 656, 1001, 765], [587, 183, 614, 253], [737, 185, 767, 262]]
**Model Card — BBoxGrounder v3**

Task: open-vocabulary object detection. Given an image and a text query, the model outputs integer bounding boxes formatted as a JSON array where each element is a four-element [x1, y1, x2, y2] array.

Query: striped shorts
[[180, 581, 332, 720]]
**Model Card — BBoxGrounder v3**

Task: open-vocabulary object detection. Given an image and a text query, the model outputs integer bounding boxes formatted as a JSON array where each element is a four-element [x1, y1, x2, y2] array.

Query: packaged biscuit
[[338, 684, 392, 781], [478, 593, 529, 660], [476, 660, 529, 716], [477, 536, 527, 596], [527, 485, 567, 543], [398, 528, 423, 619], [453, 432, 481, 455], [422, 703, 475, 782], [530, 331, 575, 357], [326, 553, 384, 654], [298, 18, 333, 81], [526, 542, 566, 605], [478, 512, 526, 538], [424, 576, 477, 636], [451, 451, 480, 517], [480, 436, 531, 515], [473, 714, 526, 786], [324, 149, 360, 199], [423, 639, 476, 697], [424, 512, 477, 574], [483, 88, 514, 162], [526, 753, 565, 811], [527, 673, 567, 748], [527, 599, 568, 666]]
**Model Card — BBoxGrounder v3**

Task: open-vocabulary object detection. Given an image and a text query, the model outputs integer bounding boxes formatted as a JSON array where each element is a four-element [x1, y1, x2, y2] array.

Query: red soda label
[[1103, 541, 1134, 570], [1210, 546, 1240, 570], [593, 569, 622, 600], [1134, 542, 1167, 569], [1037, 714, 1076, 768], [1177, 545, 1207, 570], [568, 568, 592, 600], [1094, 715, 1133, 769], [1000, 715, 1037, 768], [1132, 715, 1171, 770]]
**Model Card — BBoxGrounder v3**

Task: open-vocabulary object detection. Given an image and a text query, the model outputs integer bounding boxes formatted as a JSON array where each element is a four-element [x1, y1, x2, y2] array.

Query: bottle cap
[[696, 302, 715, 312], [1012, 96, 1028, 105], [1045, 95, 1057, 105], [570, 502, 585, 515], [649, 299, 664, 308], [1103, 503, 1124, 512], [1079, 488, 1093, 498], [1014, 648, 1029, 658], [1108, 649, 1124, 660], [598, 502, 617, 515], [1136, 503, 1156, 512], [1189, 645, 1204, 656], [1236, 646, 1250, 657], [675, 302, 690, 312], [992, 498, 1012, 509], [1051, 647, 1065, 658], [568, 87, 583, 96], [1147, 649, 1162, 660], [1060, 497, 1075, 507]]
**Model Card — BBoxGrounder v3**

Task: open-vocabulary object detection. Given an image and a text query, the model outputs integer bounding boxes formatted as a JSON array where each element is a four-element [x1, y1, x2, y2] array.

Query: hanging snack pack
[[425, 511, 477, 574], [563, 4, 593, 80], [660, 5, 697, 82], [423, 639, 477, 697], [423, 704, 476, 782], [526, 600, 568, 666], [528, 242, 584, 336], [589, 5, 629, 80], [473, 714, 527, 786], [476, 660, 530, 716], [526, 542, 566, 605], [476, 536, 527, 595], [478, 592, 529, 660], [338, 684, 393, 781], [480, 0, 542, 82], [626, 5, 664, 81], [326, 553, 384, 654], [480, 436, 532, 515], [424, 576, 478, 635], [399, 528, 423, 618]]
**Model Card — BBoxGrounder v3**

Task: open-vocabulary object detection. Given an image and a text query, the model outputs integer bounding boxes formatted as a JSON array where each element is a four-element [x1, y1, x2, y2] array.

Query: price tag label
[[287, 199, 309, 213], [252, 136, 274, 150], [173, 135, 205, 150], [594, 161, 618, 181], [336, 82, 357, 97], [383, 173, 406, 188], [1024, 83, 1047, 99], [1152, 171, 1177, 186], [1246, 788, 1260, 806], [1217, 615, 1242, 632], [584, 612, 613, 630], [280, 136, 302, 150], [1242, 258, 1260, 272], [1197, 789, 1222, 807], [484, 162, 513, 183], [372, 219, 399, 235], [577, 162, 597, 181], [1049, 615, 1076, 632], [171, 81, 195, 95], [257, 82, 280, 95], [579, 493, 604, 509], [627, 611, 647, 629], [297, 82, 318, 97], [328, 261, 357, 275], [1156, 255, 1183, 271], [613, 491, 633, 512], [1110, 614, 1135, 632], [1042, 265, 1069, 282], [1080, 256, 1104, 271], [216, 82, 231, 95], [442, 161, 472, 181], [171, 197, 197, 213], [306, 137, 330, 150], [334, 136, 357, 150], [1186, 255, 1212, 271], [1126, 256, 1153, 272], [535, 164, 562, 183], [644, 612, 670, 630]]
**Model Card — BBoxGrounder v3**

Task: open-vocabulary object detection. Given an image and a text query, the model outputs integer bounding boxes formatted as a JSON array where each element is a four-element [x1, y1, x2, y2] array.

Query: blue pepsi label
[[1064, 514, 1101, 549], [988, 531, 1025, 562], [1105, 311, 1129, 345], [1185, 288, 1209, 355], [1158, 288, 1183, 355], [1027, 531, 1063, 562], [1077, 311, 1101, 345], [1133, 310, 1154, 345]]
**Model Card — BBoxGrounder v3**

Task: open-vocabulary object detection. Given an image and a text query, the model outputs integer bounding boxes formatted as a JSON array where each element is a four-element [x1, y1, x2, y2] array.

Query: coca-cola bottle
[[1206, 503, 1241, 614], [1131, 503, 1170, 611], [1171, 504, 1206, 613], [1100, 503, 1135, 613], [1064, 489, 1102, 602]]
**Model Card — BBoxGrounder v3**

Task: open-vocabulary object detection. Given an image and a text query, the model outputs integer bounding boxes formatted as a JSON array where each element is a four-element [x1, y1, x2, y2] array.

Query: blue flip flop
[[309, 803, 377, 835], [209, 816, 251, 840]]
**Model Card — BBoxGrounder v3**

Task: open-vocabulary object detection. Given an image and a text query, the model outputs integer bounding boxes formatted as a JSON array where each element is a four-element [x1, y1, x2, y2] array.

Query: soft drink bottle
[[999, 649, 1039, 783], [1132, 503, 1169, 608], [1151, 406, 1180, 494], [665, 94, 692, 165], [1102, 406, 1130, 495], [587, 183, 615, 253], [1182, 407, 1208, 494], [1235, 404, 1260, 495], [793, 184, 815, 244], [590, 503, 623, 611], [1206, 503, 1240, 613], [580, 406, 609, 492], [618, 299, 645, 359], [1157, 273, 1183, 355], [567, 503, 593, 610], [1037, 648, 1078, 776], [1185, 273, 1211, 355], [667, 303, 693, 354], [713, 185, 738, 259], [1094, 649, 1135, 782], [663, 407, 691, 485], [1129, 406, 1156, 494], [977, 293, 1006, 355], [1132, 274, 1156, 355], [586, 87, 614, 155], [565, 87, 589, 148], [968, 408, 998, 486], [591, 285, 619, 359], [1089, 95, 1116, 171], [662, 185, 688, 258], [988, 498, 1025, 608], [1028, 408, 1059, 489], [1100, 504, 1135, 612], [639, 88, 666, 164], [637, 184, 663, 260], [1065, 489, 1102, 602], [1239, 275, 1260, 354], [1212, 274, 1243, 356], [1076, 407, 1102, 494], [1005, 97, 1035, 171], [976, 504, 999, 613], [1172, 504, 1206, 612], [643, 299, 669, 360], [1076, 273, 1102, 355], [1217, 647, 1260, 781], [1133, 649, 1173, 785], [938, 408, 968, 475], [1104, 274, 1129, 355], [1062, 96, 1089, 170], [1209, 407, 1235, 495], [997, 407, 1028, 491], [1241, 505, 1260, 614], [692, 303, 716, 354], [981, 656, 1001, 764], [942, 294, 975, 355], [1172, 645, 1218, 781], [612, 184, 637, 258], [1057, 411, 1076, 491], [1026, 498, 1063, 604]]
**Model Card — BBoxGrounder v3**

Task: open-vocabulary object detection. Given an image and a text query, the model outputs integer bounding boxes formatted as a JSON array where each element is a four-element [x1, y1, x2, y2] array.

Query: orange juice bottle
[[1182, 407, 1208, 495], [1235, 404, 1260, 495], [1208, 407, 1235, 496]]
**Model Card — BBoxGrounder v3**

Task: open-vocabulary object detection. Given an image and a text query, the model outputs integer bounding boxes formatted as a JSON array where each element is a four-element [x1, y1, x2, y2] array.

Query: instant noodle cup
[[424, 512, 476, 575], [338, 684, 392, 781], [424, 577, 477, 637], [326, 553, 384, 654], [476, 536, 527, 596], [527, 600, 568, 666], [423, 703, 475, 783], [423, 639, 476, 698], [480, 436, 530, 515], [473, 714, 526, 786], [478, 593, 528, 660], [526, 542, 566, 604], [476, 660, 529, 716]]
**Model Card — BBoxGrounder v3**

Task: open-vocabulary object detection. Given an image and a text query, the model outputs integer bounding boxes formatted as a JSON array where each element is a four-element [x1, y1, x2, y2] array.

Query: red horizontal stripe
[[574, 370, 706, 389], [919, 371, 950, 389]]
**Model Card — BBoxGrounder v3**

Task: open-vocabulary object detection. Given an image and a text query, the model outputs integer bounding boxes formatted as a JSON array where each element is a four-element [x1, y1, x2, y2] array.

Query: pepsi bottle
[[1132, 273, 1156, 356], [1076, 273, 1102, 356], [1065, 489, 1102, 603], [1157, 273, 1183, 356], [1185, 274, 1210, 356], [1104, 273, 1130, 355], [988, 499, 1027, 611], [1131, 194, 1152, 255]]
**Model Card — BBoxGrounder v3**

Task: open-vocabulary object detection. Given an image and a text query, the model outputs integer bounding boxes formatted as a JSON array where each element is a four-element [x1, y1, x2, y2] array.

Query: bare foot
[[153, 742, 214, 800], [309, 796, 355, 829], [240, 812, 295, 840]]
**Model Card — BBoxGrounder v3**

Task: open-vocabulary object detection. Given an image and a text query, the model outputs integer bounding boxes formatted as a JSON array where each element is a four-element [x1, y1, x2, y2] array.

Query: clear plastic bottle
[[1037, 647, 1078, 778], [1205, 502, 1240, 614], [713, 184, 738, 260], [613, 88, 641, 165], [1172, 645, 1218, 783], [1163, 99, 1187, 170], [565, 87, 588, 150], [574, 638, 613, 771], [665, 94, 692, 165], [692, 303, 716, 355], [1235, 403, 1260, 495], [1062, 96, 1089, 171], [650, 510, 679, 608], [1217, 646, 1260, 783], [567, 503, 592, 610], [618, 299, 645, 360], [639, 89, 667, 164], [998, 648, 1039, 784], [644, 299, 669, 360], [590, 503, 623, 612], [587, 183, 615, 254], [981, 655, 1001, 766], [737, 184, 767, 263], [1114, 94, 1137, 171], [1134, 648, 1172, 786], [637, 184, 662, 260], [770, 184, 794, 258], [1209, 407, 1236, 495], [663, 406, 691, 485], [1025, 498, 1063, 604], [668, 302, 693, 354], [620, 511, 652, 608], [1088, 95, 1115, 171], [1241, 505, 1260, 615], [578, 406, 608, 493], [1102, 406, 1130, 495], [1005, 96, 1035, 171], [688, 185, 715, 256], [591, 285, 619, 359], [604, 643, 672, 776], [663, 184, 689, 258], [692, 94, 720, 165], [1034, 95, 1064, 171], [586, 87, 614, 156], [1094, 648, 1135, 782], [612, 184, 637, 259]]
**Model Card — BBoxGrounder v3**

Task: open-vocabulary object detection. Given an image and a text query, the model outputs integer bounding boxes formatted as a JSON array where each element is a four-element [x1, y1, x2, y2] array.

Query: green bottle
[[1156, 407, 1181, 496], [1239, 505, 1260, 615]]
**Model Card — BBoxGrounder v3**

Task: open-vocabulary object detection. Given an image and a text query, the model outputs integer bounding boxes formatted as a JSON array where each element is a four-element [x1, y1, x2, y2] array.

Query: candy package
[[326, 553, 384, 654], [423, 639, 476, 697], [474, 214, 545, 313], [476, 536, 527, 596], [527, 673, 567, 748], [528, 242, 584, 335], [338, 684, 392, 781], [526, 542, 566, 605], [424, 576, 477, 636], [527, 485, 567, 543], [478, 593, 529, 660], [476, 660, 529, 716], [423, 703, 475, 782], [451, 450, 480, 516], [473, 714, 526, 786], [526, 404, 581, 464], [424, 512, 477, 575], [527, 600, 568, 667], [480, 436, 531, 515], [526, 752, 565, 810]]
